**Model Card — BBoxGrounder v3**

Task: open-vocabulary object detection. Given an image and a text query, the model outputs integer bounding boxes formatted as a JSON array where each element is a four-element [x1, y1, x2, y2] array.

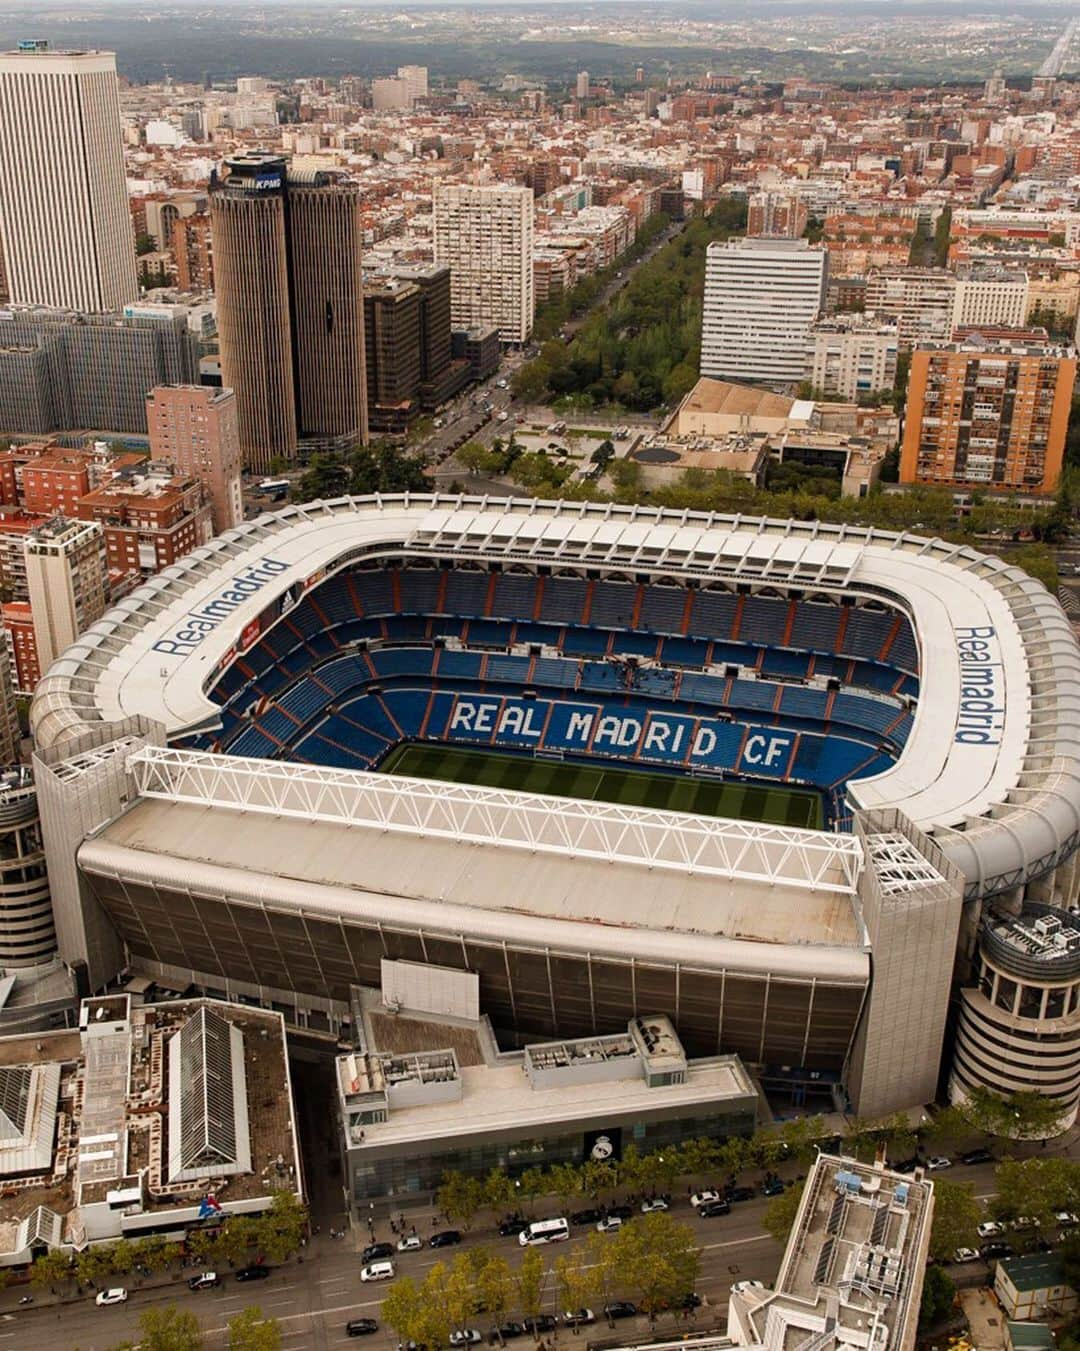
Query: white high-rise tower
[[434, 183, 534, 344], [0, 44, 139, 312]]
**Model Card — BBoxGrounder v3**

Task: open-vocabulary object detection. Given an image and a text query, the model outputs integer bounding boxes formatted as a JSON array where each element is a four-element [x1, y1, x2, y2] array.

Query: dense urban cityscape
[[5, 2, 1080, 1348]]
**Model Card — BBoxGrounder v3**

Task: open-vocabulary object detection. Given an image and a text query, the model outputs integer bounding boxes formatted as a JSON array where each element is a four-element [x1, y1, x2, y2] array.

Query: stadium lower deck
[[192, 565, 921, 832]]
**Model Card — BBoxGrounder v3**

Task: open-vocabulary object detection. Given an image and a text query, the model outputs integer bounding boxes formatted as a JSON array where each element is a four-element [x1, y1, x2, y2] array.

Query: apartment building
[[808, 315, 899, 402], [864, 268, 957, 348], [77, 467, 212, 577], [747, 191, 808, 239], [951, 269, 1029, 332], [146, 386, 243, 535], [434, 184, 535, 345], [701, 237, 827, 385], [24, 517, 108, 675], [900, 342, 1076, 494]]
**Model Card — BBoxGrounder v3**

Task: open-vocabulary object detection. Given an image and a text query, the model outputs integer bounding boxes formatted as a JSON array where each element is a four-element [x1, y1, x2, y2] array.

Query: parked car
[[347, 1320, 379, 1337], [1011, 1216, 1039, 1231], [596, 1215, 623, 1233], [492, 1322, 525, 1341], [498, 1217, 528, 1237], [563, 1310, 595, 1327], [690, 1190, 721, 1208], [606, 1204, 634, 1221], [980, 1241, 1014, 1262], [570, 1209, 601, 1227], [731, 1281, 766, 1296], [641, 1196, 670, 1213], [429, 1231, 462, 1249], [977, 1221, 1006, 1239], [1056, 1211, 1080, 1227], [236, 1266, 271, 1282], [699, 1199, 731, 1218], [96, 1289, 128, 1307], [960, 1148, 994, 1165], [604, 1302, 638, 1320], [360, 1262, 395, 1283], [762, 1177, 785, 1197], [187, 1272, 220, 1290], [523, 1316, 558, 1334], [450, 1331, 482, 1345], [953, 1248, 980, 1264], [679, 1293, 702, 1310], [362, 1243, 394, 1264], [725, 1186, 755, 1204], [926, 1157, 952, 1171], [397, 1233, 423, 1252], [892, 1158, 919, 1174]]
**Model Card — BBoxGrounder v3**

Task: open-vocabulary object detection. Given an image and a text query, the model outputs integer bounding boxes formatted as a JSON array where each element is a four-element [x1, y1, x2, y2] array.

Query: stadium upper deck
[[30, 494, 1080, 904]]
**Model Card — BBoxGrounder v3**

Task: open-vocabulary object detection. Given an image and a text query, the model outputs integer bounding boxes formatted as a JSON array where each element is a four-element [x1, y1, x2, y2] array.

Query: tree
[[29, 1248, 74, 1290], [763, 1180, 805, 1244], [228, 1306, 282, 1351], [993, 1158, 1080, 1231], [136, 1304, 204, 1351], [605, 1214, 700, 1322], [579, 1159, 617, 1205], [381, 1275, 425, 1346], [135, 232, 157, 257], [253, 1191, 307, 1264], [482, 1168, 515, 1218], [516, 1166, 549, 1214], [555, 1247, 597, 1326], [457, 442, 500, 477], [437, 1171, 485, 1230], [445, 1252, 484, 1334], [476, 1253, 514, 1338], [964, 1086, 1068, 1140], [547, 1161, 583, 1211], [928, 1179, 982, 1263], [919, 1265, 956, 1332], [516, 1247, 547, 1328], [1010, 543, 1059, 593], [294, 453, 348, 503], [349, 443, 427, 495]]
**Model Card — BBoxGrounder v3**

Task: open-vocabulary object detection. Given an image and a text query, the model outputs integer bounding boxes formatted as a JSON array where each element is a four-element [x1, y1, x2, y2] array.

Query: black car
[[699, 1199, 731, 1218], [980, 1242, 1014, 1262], [498, 1217, 528, 1237], [348, 1320, 379, 1337], [725, 1186, 755, 1204], [961, 1148, 994, 1166], [679, 1293, 702, 1311], [606, 1204, 634, 1221], [762, 1178, 785, 1197], [236, 1266, 270, 1282], [892, 1158, 919, 1175], [430, 1230, 462, 1249], [570, 1208, 602, 1226], [361, 1243, 394, 1264], [523, 1316, 557, 1334], [492, 1322, 525, 1342], [604, 1302, 638, 1321]]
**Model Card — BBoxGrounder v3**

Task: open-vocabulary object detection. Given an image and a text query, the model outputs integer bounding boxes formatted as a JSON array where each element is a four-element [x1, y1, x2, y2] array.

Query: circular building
[[0, 766, 55, 968]]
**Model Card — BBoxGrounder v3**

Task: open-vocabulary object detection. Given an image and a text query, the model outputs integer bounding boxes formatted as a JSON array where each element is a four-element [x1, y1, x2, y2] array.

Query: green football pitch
[[379, 742, 824, 829]]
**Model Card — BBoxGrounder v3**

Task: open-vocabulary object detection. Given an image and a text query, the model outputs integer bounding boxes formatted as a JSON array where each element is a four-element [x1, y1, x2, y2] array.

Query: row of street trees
[[100, 1301, 281, 1350], [381, 1212, 700, 1348], [32, 1192, 308, 1294]]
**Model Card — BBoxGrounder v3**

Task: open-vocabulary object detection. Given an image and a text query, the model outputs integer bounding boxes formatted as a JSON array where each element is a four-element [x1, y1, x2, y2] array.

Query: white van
[[519, 1217, 570, 1246], [360, 1260, 395, 1282]]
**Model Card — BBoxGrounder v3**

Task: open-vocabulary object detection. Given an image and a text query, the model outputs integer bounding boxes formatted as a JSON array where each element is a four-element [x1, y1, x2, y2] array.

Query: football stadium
[[29, 494, 1080, 1126]]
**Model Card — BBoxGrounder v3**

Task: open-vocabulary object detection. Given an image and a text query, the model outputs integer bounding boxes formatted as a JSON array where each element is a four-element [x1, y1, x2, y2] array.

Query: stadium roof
[[31, 494, 1080, 902]]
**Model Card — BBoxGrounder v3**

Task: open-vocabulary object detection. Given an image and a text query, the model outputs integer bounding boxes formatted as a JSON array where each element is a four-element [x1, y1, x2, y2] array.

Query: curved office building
[[0, 767, 55, 968]]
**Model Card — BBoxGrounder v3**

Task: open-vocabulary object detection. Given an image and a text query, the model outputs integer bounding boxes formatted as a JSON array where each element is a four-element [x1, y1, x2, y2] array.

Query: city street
[[0, 1159, 1007, 1351]]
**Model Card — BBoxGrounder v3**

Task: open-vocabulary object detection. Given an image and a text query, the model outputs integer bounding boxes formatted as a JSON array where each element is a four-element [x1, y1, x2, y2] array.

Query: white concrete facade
[[0, 48, 138, 312], [702, 238, 827, 385], [434, 183, 535, 344]]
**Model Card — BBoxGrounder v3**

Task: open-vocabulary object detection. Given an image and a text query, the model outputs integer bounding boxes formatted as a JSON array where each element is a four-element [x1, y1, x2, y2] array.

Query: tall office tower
[[24, 517, 108, 675], [746, 191, 808, 239], [0, 765, 57, 969], [364, 278, 422, 433], [900, 342, 1076, 494], [0, 44, 139, 312], [397, 65, 428, 102], [434, 183, 535, 345], [211, 153, 367, 471], [381, 263, 468, 408], [701, 237, 827, 385], [146, 386, 243, 535], [287, 179, 368, 449], [576, 71, 590, 99]]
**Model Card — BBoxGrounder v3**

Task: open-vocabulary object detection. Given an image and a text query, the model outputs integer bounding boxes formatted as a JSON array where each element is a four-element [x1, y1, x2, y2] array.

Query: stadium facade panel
[[29, 495, 1080, 1126]]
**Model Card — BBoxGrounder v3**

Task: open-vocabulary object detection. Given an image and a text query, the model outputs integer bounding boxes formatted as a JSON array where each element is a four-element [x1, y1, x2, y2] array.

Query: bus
[[258, 478, 290, 501], [518, 1217, 570, 1247]]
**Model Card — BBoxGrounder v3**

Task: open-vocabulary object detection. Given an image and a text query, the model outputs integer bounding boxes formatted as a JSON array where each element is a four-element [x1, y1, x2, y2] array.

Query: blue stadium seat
[[738, 598, 788, 646], [638, 584, 686, 635], [539, 577, 587, 625], [688, 590, 738, 640], [790, 602, 842, 653], [444, 570, 489, 616], [400, 568, 443, 616], [588, 581, 637, 629], [492, 574, 538, 620]]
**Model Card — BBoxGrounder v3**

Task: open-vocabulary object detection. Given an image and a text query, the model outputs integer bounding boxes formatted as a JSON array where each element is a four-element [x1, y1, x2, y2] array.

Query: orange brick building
[[900, 343, 1076, 494]]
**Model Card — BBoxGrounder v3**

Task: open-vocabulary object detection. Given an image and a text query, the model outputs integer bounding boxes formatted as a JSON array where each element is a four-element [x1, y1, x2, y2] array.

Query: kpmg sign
[[152, 558, 289, 657], [954, 625, 1004, 745]]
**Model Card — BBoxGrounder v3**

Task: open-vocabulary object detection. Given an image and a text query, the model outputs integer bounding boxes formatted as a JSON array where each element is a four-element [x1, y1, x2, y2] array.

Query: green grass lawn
[[379, 743, 823, 829]]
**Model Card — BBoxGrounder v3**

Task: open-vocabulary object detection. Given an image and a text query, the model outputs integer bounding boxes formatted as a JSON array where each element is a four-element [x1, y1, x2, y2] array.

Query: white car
[[563, 1310, 595, 1327], [731, 1281, 766, 1296], [640, 1197, 670, 1213], [953, 1248, 980, 1264], [96, 1288, 128, 1307], [596, 1215, 623, 1233], [690, 1190, 721, 1208], [360, 1261, 395, 1282], [1056, 1211, 1080, 1227], [977, 1220, 1006, 1239], [1011, 1216, 1038, 1231], [926, 1157, 952, 1171], [396, 1234, 422, 1252], [450, 1331, 482, 1346]]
